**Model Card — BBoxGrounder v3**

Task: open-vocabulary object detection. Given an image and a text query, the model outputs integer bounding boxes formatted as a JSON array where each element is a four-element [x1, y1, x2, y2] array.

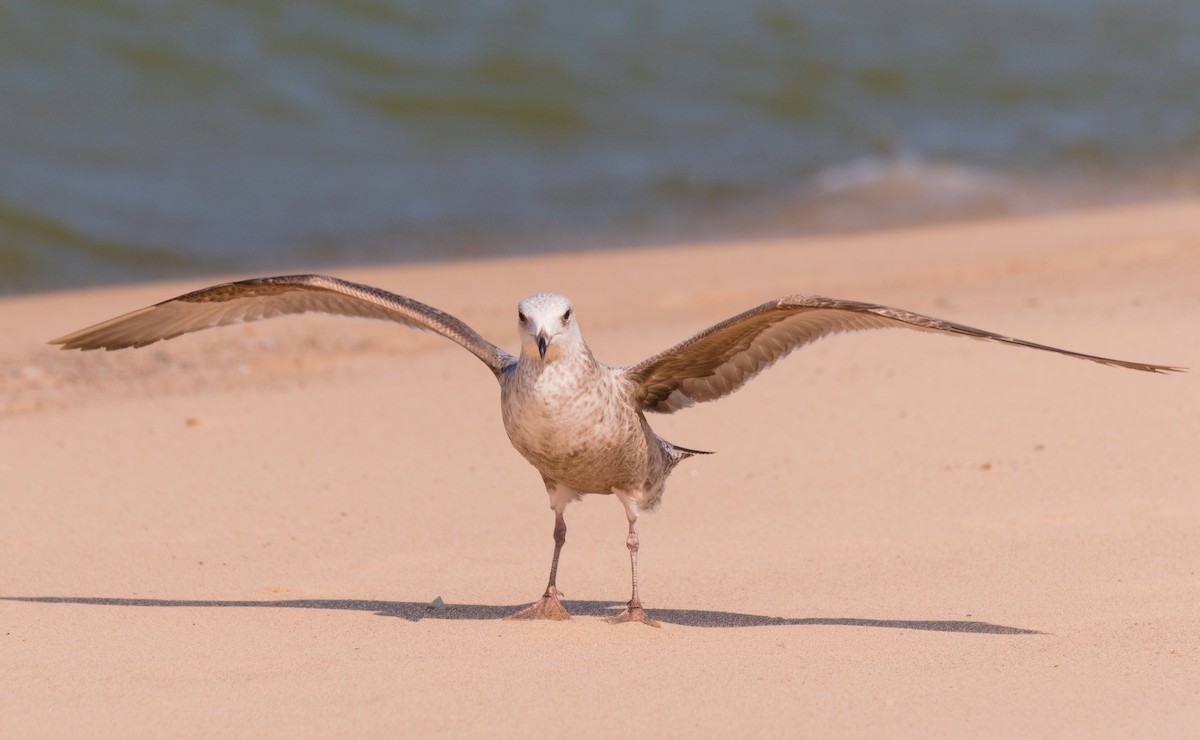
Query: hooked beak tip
[[537, 335, 548, 359]]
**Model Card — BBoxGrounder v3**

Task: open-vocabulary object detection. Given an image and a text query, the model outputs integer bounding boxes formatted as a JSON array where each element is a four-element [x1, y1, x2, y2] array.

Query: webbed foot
[[606, 600, 660, 627], [506, 587, 572, 621]]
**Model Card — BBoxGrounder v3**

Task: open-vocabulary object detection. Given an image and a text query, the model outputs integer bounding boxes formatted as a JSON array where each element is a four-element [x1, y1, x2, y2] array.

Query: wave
[[3, 0, 1200, 293]]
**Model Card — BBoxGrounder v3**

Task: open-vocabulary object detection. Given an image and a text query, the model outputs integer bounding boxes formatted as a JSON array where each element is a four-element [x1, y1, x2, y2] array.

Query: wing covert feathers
[[625, 295, 1183, 414], [49, 274, 515, 375]]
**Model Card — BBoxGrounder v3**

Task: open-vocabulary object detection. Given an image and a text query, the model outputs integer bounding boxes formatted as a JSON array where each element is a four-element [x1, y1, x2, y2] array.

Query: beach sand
[[2, 201, 1197, 737]]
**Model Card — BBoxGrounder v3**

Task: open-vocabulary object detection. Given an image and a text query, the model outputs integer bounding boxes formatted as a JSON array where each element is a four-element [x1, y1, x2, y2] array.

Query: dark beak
[[537, 333, 548, 359]]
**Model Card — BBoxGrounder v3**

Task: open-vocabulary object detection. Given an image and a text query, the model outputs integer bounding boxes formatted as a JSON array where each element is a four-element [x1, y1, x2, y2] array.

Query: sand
[[2, 201, 1198, 737]]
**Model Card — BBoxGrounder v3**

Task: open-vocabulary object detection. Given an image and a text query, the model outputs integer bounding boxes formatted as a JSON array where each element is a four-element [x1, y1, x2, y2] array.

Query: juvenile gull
[[50, 275, 1183, 626]]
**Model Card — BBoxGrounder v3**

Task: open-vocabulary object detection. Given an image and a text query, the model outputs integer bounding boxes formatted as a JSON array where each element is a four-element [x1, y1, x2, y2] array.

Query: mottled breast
[[501, 359, 651, 493]]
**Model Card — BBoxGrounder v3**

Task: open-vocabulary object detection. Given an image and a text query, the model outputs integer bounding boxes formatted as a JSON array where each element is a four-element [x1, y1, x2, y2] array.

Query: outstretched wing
[[625, 295, 1183, 414], [49, 274, 516, 376]]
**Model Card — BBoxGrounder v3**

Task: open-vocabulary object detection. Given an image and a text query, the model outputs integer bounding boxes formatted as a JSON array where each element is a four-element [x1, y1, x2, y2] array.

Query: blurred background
[[3, 0, 1199, 294]]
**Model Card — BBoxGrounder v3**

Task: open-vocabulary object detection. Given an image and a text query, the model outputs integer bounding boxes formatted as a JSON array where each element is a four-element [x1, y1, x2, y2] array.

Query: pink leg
[[507, 511, 571, 621], [607, 519, 660, 627]]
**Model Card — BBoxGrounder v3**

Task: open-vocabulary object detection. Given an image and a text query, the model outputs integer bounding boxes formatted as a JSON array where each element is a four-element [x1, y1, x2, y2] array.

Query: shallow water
[[2, 0, 1199, 293]]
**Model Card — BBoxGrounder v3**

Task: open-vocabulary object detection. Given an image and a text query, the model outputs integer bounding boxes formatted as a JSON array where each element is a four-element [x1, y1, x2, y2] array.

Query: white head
[[517, 292, 581, 361]]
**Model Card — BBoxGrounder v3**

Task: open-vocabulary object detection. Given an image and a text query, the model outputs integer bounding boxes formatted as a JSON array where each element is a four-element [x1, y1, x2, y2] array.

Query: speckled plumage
[[500, 304, 679, 514], [49, 275, 1182, 626]]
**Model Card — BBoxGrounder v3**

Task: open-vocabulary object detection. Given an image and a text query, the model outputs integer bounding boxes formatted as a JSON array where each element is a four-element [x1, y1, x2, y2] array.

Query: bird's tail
[[661, 439, 714, 473]]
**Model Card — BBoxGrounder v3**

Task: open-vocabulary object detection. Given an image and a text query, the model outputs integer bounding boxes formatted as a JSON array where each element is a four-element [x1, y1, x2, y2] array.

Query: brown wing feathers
[[627, 296, 1183, 414], [49, 275, 515, 375], [52, 281, 1182, 402]]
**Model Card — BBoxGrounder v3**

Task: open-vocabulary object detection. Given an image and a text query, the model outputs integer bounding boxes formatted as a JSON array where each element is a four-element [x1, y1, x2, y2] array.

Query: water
[[2, 0, 1199, 294]]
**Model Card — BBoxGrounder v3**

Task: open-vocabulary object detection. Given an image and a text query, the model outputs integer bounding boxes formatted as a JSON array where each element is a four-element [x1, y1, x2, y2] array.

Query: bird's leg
[[607, 517, 660, 627], [546, 510, 567, 595], [507, 510, 571, 621]]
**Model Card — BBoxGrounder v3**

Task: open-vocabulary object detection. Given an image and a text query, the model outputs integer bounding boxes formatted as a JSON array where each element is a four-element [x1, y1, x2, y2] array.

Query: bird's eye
[[518, 311, 527, 324], [562, 309, 572, 322]]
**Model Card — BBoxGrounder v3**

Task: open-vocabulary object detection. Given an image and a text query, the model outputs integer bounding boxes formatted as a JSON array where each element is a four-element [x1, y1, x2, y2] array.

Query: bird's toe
[[606, 602, 660, 627], [506, 588, 572, 621]]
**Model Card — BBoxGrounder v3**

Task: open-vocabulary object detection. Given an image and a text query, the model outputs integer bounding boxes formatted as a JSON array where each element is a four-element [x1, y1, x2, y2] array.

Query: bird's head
[[517, 292, 579, 361]]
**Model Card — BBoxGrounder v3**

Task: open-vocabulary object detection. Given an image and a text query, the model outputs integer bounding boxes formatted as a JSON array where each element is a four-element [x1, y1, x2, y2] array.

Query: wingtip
[[1125, 361, 1187, 374], [46, 333, 129, 352], [47, 333, 98, 351], [46, 335, 78, 350]]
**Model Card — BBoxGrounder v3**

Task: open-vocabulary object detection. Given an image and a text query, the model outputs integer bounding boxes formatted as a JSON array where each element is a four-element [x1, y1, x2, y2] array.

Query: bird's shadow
[[0, 596, 1041, 634]]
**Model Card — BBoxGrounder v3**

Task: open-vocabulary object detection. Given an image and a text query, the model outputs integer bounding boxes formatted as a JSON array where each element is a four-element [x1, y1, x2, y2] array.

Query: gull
[[50, 274, 1183, 626]]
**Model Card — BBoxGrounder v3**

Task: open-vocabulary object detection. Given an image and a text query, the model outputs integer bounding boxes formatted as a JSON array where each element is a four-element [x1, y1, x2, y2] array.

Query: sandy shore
[[2, 201, 1198, 737]]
